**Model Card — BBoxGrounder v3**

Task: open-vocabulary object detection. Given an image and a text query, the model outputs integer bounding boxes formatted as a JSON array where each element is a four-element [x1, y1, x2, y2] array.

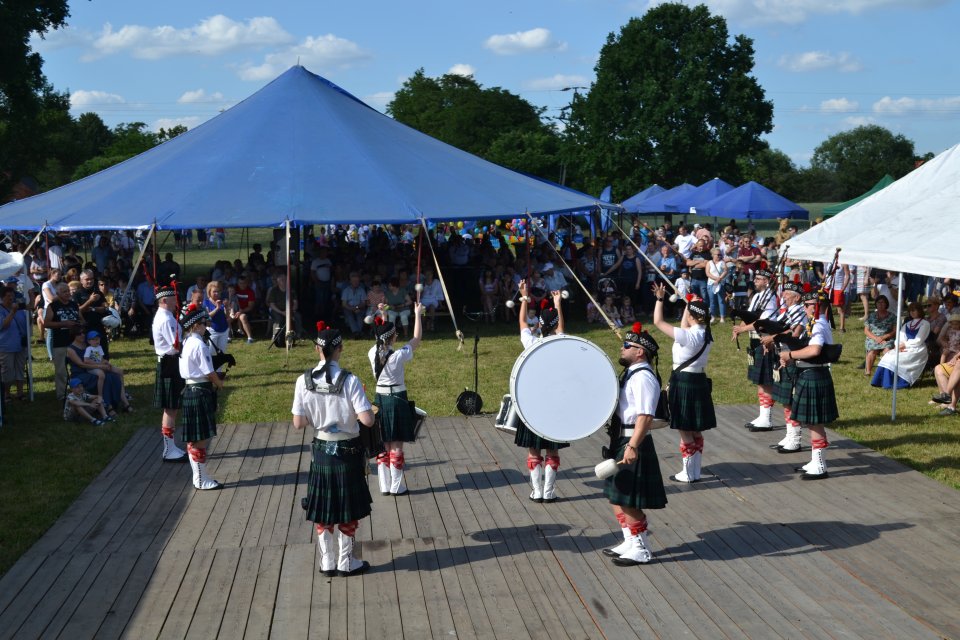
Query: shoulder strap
[[675, 333, 709, 373], [622, 365, 661, 388], [374, 349, 395, 382]]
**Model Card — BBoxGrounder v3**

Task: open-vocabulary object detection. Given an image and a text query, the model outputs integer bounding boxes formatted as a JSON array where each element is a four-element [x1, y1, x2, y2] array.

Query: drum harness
[[303, 365, 365, 456]]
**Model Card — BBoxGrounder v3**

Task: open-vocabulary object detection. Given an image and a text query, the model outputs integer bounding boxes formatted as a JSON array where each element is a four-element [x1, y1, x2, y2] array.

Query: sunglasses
[[622, 342, 640, 350]]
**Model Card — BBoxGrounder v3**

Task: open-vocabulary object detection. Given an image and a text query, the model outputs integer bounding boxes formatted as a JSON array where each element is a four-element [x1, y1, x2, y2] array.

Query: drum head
[[510, 335, 618, 442]]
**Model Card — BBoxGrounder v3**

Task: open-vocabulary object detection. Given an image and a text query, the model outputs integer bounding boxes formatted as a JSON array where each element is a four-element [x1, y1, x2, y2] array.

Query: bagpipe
[[772, 333, 843, 365], [202, 329, 237, 371]]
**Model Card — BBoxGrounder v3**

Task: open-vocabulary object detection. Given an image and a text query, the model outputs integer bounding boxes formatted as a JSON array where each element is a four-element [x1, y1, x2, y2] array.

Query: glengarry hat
[[687, 298, 710, 320], [373, 315, 396, 341], [783, 281, 802, 294], [155, 284, 177, 301], [315, 321, 343, 349], [538, 299, 559, 330], [755, 263, 773, 279], [179, 302, 209, 329], [624, 322, 659, 356]]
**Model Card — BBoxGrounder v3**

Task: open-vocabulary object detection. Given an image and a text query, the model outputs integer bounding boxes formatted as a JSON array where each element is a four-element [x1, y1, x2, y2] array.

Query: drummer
[[369, 302, 424, 496], [516, 280, 567, 503], [761, 281, 807, 453], [602, 326, 668, 565], [731, 264, 779, 430], [651, 285, 716, 483]]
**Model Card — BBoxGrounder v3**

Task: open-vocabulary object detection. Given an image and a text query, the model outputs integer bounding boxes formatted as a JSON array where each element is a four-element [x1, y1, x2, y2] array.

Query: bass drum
[[509, 335, 618, 442]]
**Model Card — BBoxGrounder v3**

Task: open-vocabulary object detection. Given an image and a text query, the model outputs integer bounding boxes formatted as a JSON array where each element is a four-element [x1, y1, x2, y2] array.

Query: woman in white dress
[[871, 301, 930, 389]]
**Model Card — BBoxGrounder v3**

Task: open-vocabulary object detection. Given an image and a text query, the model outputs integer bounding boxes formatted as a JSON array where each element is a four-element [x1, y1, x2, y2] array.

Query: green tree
[[736, 146, 799, 199], [0, 0, 71, 197], [485, 129, 565, 183], [810, 125, 916, 199], [72, 122, 161, 181], [564, 3, 773, 197], [388, 69, 558, 169]]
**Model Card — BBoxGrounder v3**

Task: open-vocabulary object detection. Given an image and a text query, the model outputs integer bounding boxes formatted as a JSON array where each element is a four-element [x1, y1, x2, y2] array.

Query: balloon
[[457, 221, 464, 229], [495, 219, 502, 226]]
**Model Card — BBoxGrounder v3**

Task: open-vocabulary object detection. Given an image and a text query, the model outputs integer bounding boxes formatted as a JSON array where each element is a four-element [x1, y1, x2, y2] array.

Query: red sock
[[812, 437, 829, 450], [544, 455, 560, 470], [187, 443, 206, 463], [693, 434, 704, 453], [315, 523, 333, 534], [390, 451, 404, 469], [338, 520, 358, 537], [679, 441, 696, 457], [526, 454, 544, 470], [162, 425, 174, 439], [376, 452, 389, 465], [626, 517, 648, 536], [758, 390, 774, 408], [616, 512, 626, 528]]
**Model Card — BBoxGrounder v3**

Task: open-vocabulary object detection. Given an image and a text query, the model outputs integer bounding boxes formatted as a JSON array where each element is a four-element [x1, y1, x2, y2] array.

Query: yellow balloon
[[457, 221, 464, 229], [496, 219, 502, 226]]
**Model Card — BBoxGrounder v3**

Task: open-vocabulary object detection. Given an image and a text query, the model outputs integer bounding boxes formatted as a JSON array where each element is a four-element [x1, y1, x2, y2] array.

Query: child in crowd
[[64, 377, 111, 425], [586, 299, 600, 323], [939, 314, 960, 364], [620, 295, 637, 325], [729, 261, 751, 311], [674, 269, 691, 320], [599, 295, 622, 328], [83, 331, 128, 400]]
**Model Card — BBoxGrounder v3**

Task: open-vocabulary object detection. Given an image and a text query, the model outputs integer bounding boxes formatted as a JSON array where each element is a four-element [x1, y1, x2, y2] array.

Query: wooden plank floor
[[2, 406, 959, 639]]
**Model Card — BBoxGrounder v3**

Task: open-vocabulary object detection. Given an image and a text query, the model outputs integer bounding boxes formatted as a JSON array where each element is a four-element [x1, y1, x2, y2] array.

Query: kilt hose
[[668, 371, 717, 432], [772, 363, 798, 405], [305, 438, 372, 525], [790, 366, 839, 425], [514, 421, 570, 450], [153, 360, 184, 410], [376, 391, 416, 443], [604, 434, 668, 511], [180, 382, 218, 442], [747, 341, 776, 386]]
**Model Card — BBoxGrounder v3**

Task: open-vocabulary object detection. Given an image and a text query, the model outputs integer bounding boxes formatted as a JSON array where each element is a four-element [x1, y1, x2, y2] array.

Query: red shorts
[[830, 290, 845, 306]]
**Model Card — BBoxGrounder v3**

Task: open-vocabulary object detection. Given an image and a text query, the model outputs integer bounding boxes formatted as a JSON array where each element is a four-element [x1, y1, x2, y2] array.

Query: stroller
[[588, 277, 621, 325]]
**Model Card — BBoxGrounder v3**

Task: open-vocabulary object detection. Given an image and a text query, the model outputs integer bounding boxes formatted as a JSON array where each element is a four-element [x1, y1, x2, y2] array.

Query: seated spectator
[[133, 277, 156, 334], [863, 295, 896, 376], [478, 270, 498, 324], [266, 274, 304, 339], [186, 275, 208, 305], [599, 295, 622, 328], [620, 296, 637, 325], [418, 269, 444, 331], [937, 313, 960, 364], [385, 277, 413, 335], [233, 274, 257, 343], [65, 328, 131, 414], [340, 271, 367, 338], [871, 302, 930, 389], [64, 377, 111, 425], [926, 296, 947, 365]]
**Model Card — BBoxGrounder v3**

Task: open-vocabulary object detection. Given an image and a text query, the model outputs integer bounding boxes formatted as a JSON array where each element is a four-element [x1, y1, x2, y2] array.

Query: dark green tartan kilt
[[180, 382, 218, 442], [376, 391, 416, 443], [153, 361, 183, 410], [603, 435, 667, 510], [747, 342, 776, 385], [790, 367, 839, 425], [514, 421, 570, 450], [305, 438, 372, 525], [668, 371, 717, 432], [772, 364, 797, 405]]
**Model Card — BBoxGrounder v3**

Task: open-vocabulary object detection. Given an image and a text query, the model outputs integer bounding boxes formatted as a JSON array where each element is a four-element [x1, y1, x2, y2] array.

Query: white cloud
[[238, 34, 371, 81], [524, 74, 590, 91], [448, 64, 476, 77], [820, 98, 858, 113], [70, 90, 125, 109], [642, 0, 946, 26], [153, 116, 205, 132], [484, 28, 566, 55], [842, 116, 877, 127], [87, 15, 292, 61], [778, 51, 862, 73], [178, 89, 225, 104], [364, 92, 394, 112], [873, 95, 960, 116]]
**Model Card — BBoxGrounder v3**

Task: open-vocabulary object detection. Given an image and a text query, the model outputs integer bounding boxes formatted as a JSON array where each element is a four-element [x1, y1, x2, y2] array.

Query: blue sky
[[33, 0, 960, 175]]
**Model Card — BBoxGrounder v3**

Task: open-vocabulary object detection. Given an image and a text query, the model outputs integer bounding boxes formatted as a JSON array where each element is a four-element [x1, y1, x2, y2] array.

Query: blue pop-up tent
[[697, 181, 808, 220], [631, 183, 694, 214], [0, 66, 611, 231], [664, 177, 735, 213], [621, 184, 666, 212]]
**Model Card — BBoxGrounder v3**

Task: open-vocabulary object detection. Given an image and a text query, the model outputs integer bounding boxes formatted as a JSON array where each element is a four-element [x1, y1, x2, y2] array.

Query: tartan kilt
[[668, 371, 716, 432], [747, 343, 776, 385], [514, 421, 570, 450], [603, 435, 667, 510], [305, 438, 372, 524], [790, 367, 839, 425], [376, 391, 416, 443], [180, 382, 218, 442], [772, 364, 797, 405], [153, 361, 183, 410]]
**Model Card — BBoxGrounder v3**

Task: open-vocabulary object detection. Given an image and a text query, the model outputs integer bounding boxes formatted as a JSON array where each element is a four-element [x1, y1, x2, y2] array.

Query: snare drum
[[494, 394, 519, 434], [510, 335, 618, 442]]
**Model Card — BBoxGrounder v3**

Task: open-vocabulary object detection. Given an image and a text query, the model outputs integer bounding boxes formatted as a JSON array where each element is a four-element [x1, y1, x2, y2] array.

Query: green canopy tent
[[822, 174, 894, 218]]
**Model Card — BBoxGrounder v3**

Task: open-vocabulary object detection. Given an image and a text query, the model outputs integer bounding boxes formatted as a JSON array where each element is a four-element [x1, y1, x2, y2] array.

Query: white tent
[[787, 142, 960, 279]]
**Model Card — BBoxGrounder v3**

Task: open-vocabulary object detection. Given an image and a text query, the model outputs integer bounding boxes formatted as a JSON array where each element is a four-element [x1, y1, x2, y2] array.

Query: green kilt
[[180, 382, 218, 442], [514, 421, 570, 450], [305, 438, 372, 524], [603, 435, 667, 510], [376, 391, 416, 442], [153, 360, 183, 410], [747, 341, 776, 386], [790, 366, 839, 425], [668, 371, 716, 432], [772, 363, 797, 405]]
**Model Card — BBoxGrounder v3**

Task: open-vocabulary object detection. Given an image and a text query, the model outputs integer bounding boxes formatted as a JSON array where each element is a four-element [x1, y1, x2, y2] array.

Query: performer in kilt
[[516, 282, 568, 503], [651, 285, 716, 483], [761, 282, 808, 453], [369, 302, 423, 496], [178, 304, 225, 490], [602, 326, 667, 566], [292, 323, 376, 577], [731, 265, 779, 431], [779, 291, 839, 480], [152, 284, 187, 462]]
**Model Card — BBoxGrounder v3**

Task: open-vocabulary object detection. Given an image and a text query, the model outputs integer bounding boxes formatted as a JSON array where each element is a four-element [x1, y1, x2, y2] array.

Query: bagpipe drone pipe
[[203, 330, 237, 370], [772, 333, 843, 365]]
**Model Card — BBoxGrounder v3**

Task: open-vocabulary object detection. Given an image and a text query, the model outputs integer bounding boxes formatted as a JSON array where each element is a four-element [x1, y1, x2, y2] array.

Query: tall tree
[[736, 146, 799, 199], [388, 69, 560, 173], [0, 0, 71, 197], [810, 125, 916, 199], [564, 3, 773, 197]]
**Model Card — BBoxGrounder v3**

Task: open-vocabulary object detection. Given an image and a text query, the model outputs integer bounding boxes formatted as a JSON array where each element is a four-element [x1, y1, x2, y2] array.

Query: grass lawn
[[2, 219, 954, 578]]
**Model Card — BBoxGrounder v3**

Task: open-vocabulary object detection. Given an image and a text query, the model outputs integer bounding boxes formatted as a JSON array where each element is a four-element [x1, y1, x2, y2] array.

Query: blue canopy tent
[[664, 177, 735, 213], [621, 184, 666, 212], [697, 181, 808, 220], [0, 65, 611, 232], [631, 183, 695, 214]]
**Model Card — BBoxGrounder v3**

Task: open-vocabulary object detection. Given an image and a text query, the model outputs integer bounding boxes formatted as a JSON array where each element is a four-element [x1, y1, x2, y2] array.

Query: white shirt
[[675, 234, 696, 258], [47, 245, 63, 270], [179, 332, 214, 379], [672, 325, 711, 370], [152, 306, 181, 356], [368, 343, 413, 387], [807, 317, 833, 348], [520, 327, 564, 349], [420, 279, 444, 306], [618, 363, 660, 426], [748, 290, 779, 320], [291, 360, 372, 439]]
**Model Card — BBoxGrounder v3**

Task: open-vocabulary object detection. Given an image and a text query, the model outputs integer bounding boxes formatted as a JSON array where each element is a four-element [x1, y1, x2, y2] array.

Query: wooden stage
[[2, 406, 959, 639]]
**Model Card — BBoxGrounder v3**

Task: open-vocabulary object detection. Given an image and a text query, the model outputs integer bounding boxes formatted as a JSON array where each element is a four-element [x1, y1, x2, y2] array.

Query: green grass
[[2, 223, 955, 577]]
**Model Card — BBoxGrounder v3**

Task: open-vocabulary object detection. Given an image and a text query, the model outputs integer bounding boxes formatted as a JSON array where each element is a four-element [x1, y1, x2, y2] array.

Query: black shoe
[[794, 466, 809, 473], [748, 425, 774, 432], [380, 491, 390, 496], [602, 547, 622, 558], [542, 496, 557, 503], [776, 445, 802, 454], [743, 421, 756, 429], [669, 474, 697, 484], [391, 489, 409, 496], [529, 495, 543, 503], [163, 453, 189, 463], [338, 560, 370, 577], [800, 471, 829, 481], [320, 568, 337, 578], [932, 392, 950, 404], [611, 556, 646, 567]]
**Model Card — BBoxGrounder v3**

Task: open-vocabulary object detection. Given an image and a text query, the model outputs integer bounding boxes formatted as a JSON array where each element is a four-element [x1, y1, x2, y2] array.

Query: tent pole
[[891, 272, 904, 421], [22, 224, 47, 256]]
